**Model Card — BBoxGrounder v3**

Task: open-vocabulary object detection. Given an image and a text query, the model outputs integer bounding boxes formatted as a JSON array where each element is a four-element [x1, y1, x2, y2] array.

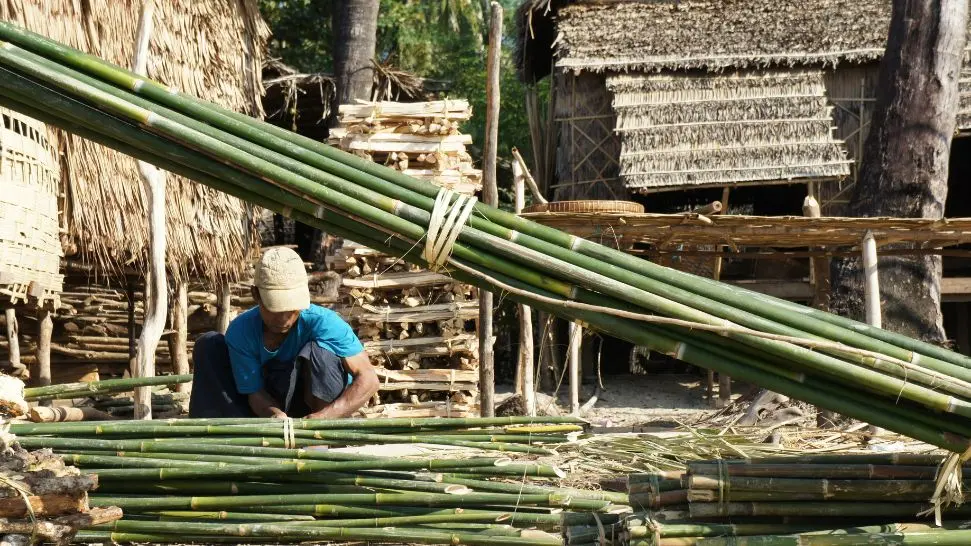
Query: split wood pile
[[0, 429, 121, 545], [328, 100, 482, 419], [331, 242, 479, 418], [330, 100, 482, 195]]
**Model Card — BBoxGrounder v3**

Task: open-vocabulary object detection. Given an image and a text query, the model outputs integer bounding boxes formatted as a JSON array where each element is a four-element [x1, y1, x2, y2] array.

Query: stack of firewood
[[330, 100, 482, 195], [330, 242, 479, 418], [0, 428, 121, 545]]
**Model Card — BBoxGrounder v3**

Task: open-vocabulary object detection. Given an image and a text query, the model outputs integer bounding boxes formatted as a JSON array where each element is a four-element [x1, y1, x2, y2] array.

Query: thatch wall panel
[[0, 1, 269, 283], [609, 70, 850, 192]]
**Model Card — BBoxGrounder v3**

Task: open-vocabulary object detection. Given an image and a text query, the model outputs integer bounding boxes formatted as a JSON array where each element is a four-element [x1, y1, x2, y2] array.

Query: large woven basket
[[0, 108, 63, 305]]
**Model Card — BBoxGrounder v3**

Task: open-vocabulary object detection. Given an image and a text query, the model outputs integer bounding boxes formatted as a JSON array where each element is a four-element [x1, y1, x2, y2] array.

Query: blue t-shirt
[[225, 305, 365, 394]]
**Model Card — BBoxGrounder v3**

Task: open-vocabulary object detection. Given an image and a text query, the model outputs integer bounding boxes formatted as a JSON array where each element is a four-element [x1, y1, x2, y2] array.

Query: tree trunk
[[333, 0, 379, 108], [831, 0, 968, 343], [132, 0, 168, 420]]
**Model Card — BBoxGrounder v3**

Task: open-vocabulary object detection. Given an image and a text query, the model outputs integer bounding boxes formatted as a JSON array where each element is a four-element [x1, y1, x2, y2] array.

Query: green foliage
[[259, 1, 334, 73]]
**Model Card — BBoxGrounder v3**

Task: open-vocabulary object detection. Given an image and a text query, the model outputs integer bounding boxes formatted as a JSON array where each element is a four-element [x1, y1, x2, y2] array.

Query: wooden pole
[[4, 308, 21, 377], [35, 305, 52, 407], [131, 0, 168, 420], [862, 230, 881, 329], [168, 281, 190, 393], [715, 186, 731, 408], [215, 280, 232, 335], [126, 278, 137, 367], [478, 0, 502, 418], [513, 159, 536, 416], [568, 321, 581, 415]]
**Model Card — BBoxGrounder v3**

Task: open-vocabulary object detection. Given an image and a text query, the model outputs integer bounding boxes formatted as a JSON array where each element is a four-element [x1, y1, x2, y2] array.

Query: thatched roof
[[609, 70, 851, 191], [516, 0, 955, 80], [0, 1, 269, 283]]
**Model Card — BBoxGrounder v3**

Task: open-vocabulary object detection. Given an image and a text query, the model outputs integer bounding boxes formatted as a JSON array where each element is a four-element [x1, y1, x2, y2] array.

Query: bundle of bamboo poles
[[612, 454, 971, 546], [9, 416, 633, 544], [3, 21, 971, 457]]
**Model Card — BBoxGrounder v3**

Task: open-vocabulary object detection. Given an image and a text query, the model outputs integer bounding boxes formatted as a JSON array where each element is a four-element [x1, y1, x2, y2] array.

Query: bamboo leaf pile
[[3, 20, 971, 453], [12, 416, 632, 545], [594, 454, 971, 546]]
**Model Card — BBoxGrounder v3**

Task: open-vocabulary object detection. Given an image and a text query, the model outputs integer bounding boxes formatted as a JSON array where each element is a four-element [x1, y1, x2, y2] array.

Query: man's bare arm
[[248, 390, 287, 418], [306, 351, 379, 419]]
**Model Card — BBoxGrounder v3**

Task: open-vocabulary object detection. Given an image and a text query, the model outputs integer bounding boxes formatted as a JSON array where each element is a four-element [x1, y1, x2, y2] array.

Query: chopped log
[[29, 406, 115, 423], [0, 493, 87, 519]]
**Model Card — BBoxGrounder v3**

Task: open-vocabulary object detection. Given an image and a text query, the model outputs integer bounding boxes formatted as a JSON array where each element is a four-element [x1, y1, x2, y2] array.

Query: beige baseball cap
[[254, 247, 311, 312]]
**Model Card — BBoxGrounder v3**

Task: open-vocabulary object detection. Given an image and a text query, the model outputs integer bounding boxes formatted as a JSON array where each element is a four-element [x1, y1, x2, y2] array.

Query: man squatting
[[189, 247, 380, 418]]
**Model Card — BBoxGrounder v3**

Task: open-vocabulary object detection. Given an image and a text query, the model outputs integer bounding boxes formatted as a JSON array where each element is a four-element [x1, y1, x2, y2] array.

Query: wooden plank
[[342, 271, 452, 289], [727, 277, 971, 301]]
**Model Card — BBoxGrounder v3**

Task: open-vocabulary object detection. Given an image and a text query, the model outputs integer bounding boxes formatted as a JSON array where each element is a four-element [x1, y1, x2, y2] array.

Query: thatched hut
[[0, 1, 269, 283], [516, 0, 971, 209]]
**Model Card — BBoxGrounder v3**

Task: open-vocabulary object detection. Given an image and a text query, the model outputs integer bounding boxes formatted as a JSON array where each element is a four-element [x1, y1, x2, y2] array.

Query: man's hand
[[248, 390, 287, 418], [306, 351, 379, 419]]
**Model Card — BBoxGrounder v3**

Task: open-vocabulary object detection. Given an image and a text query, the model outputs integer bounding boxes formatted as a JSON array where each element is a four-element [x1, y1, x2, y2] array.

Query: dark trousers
[[188, 332, 348, 418]]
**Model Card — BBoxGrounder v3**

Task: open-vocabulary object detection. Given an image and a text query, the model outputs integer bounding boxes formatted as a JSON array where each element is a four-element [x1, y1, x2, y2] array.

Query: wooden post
[[513, 159, 536, 415], [4, 308, 21, 377], [168, 281, 190, 392], [714, 186, 731, 408], [132, 0, 168, 420], [568, 321, 581, 415], [35, 305, 52, 407], [862, 230, 881, 329], [216, 280, 232, 335], [805, 184, 836, 427], [478, 1, 502, 418]]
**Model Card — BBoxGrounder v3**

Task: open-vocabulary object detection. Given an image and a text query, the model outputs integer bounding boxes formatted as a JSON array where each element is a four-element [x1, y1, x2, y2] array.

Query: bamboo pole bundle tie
[[282, 418, 296, 450], [424, 188, 477, 272]]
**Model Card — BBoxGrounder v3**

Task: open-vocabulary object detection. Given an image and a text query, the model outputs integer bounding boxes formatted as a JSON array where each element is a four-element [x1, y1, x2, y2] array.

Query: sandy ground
[[498, 373, 749, 430]]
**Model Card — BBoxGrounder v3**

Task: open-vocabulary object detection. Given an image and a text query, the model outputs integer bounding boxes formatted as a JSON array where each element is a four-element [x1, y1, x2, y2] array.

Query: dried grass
[[0, 1, 270, 284]]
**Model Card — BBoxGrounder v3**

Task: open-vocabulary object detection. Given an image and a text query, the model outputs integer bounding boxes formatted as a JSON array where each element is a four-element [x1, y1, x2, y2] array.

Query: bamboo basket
[[0, 107, 62, 305]]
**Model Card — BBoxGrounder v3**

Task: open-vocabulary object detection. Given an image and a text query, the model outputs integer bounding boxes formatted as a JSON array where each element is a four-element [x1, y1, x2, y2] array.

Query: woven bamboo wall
[[0, 108, 63, 305]]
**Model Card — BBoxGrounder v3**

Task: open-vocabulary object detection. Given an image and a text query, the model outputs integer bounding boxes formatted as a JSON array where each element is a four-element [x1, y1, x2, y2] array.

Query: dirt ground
[[498, 373, 750, 430]]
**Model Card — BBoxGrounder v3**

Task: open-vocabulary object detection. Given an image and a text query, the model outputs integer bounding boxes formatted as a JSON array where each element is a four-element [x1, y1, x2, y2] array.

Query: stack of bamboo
[[612, 454, 971, 545], [0, 429, 122, 545], [329, 100, 481, 418], [8, 416, 630, 545], [7, 21, 971, 456], [330, 100, 482, 195]]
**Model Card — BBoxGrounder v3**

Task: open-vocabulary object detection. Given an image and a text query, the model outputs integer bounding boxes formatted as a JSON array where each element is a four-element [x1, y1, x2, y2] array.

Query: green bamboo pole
[[5, 48, 969, 414], [1, 63, 971, 450], [90, 520, 563, 546], [148, 511, 315, 522], [23, 374, 192, 401], [92, 480, 370, 496], [90, 492, 613, 511], [75, 531, 279, 544], [699, 454, 952, 466], [433, 475, 629, 504], [688, 476, 954, 495]]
